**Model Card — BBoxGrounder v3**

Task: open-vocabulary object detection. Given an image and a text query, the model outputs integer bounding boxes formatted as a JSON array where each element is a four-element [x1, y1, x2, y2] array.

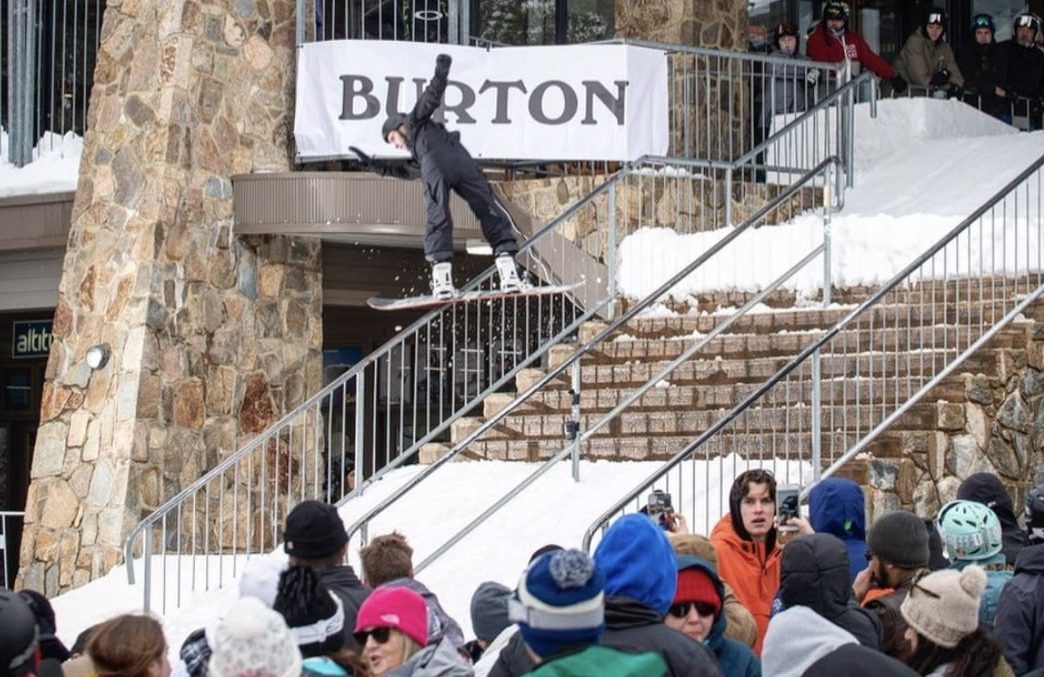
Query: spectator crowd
[[3, 469, 1044, 677]]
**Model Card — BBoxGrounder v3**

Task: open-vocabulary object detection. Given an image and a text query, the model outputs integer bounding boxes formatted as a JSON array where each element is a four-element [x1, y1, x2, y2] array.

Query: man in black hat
[[852, 510, 930, 659], [284, 500, 371, 650], [350, 54, 521, 301]]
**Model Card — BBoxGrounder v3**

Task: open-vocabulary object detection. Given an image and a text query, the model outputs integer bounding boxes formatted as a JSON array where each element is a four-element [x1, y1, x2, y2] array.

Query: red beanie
[[673, 568, 721, 615], [355, 587, 429, 647]]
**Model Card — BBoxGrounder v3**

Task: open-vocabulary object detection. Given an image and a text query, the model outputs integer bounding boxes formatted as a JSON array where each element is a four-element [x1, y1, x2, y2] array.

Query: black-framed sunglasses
[[353, 627, 393, 646], [668, 601, 717, 618]]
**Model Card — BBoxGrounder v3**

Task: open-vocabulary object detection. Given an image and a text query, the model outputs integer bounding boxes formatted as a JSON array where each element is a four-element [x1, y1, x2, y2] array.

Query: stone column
[[18, 0, 322, 594], [615, 0, 747, 50]]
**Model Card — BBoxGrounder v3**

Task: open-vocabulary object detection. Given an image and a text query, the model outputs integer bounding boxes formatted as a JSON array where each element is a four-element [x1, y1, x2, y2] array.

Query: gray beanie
[[470, 581, 513, 642], [381, 114, 407, 142], [867, 511, 930, 569]]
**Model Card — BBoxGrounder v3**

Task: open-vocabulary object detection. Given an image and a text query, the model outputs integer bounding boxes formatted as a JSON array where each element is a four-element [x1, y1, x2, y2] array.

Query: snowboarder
[[349, 54, 522, 300]]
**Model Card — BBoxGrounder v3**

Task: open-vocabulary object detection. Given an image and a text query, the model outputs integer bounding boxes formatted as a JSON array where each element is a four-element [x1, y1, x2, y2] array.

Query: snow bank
[[0, 130, 82, 198]]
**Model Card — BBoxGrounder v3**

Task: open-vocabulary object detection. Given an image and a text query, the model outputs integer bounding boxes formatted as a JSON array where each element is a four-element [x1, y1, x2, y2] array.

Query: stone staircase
[[420, 278, 1044, 475]]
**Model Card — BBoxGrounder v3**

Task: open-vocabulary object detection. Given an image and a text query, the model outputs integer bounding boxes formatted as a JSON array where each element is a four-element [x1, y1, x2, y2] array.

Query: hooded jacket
[[806, 23, 897, 80], [808, 479, 867, 584], [995, 37, 1044, 99], [594, 515, 722, 677], [995, 543, 1044, 674], [800, 643, 920, 677], [761, 606, 858, 677], [710, 514, 780, 654], [894, 28, 964, 88], [383, 577, 467, 651], [957, 39, 1004, 114], [778, 534, 881, 649], [385, 636, 473, 677], [525, 645, 669, 677], [957, 473, 1026, 566], [676, 556, 760, 677], [320, 565, 371, 651]]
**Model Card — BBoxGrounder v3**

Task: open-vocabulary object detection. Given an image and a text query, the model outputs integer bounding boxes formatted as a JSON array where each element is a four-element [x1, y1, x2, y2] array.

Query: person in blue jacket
[[664, 556, 760, 677], [808, 478, 866, 584]]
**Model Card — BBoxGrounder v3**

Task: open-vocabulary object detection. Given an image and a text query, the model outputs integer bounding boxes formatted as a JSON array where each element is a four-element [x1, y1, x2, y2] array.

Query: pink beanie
[[355, 587, 429, 647]]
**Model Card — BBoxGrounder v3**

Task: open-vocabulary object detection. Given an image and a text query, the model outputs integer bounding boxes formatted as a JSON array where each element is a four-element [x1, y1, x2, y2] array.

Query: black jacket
[[957, 473, 1027, 566], [995, 543, 1044, 674], [601, 596, 722, 677], [487, 631, 536, 677], [995, 39, 1044, 99], [957, 41, 1005, 115], [779, 533, 881, 649], [801, 643, 919, 677], [320, 565, 371, 651]]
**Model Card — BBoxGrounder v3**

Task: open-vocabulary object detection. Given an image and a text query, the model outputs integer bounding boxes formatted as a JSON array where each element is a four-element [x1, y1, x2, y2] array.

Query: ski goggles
[[927, 12, 944, 25], [945, 531, 988, 558], [973, 15, 993, 29], [1016, 14, 1038, 28]]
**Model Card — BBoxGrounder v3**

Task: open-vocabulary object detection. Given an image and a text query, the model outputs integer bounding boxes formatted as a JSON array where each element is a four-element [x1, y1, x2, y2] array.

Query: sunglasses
[[353, 627, 393, 646], [668, 601, 717, 618]]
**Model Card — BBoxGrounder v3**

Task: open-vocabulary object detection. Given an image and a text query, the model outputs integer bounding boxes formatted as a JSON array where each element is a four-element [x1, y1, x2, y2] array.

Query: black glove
[[348, 146, 372, 166], [435, 53, 452, 78], [929, 69, 950, 88], [890, 74, 908, 94], [947, 83, 964, 100]]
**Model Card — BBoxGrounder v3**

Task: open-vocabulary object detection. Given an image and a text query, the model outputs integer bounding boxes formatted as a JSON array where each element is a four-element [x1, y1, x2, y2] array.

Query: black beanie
[[381, 114, 407, 142], [284, 500, 348, 559], [867, 511, 929, 569]]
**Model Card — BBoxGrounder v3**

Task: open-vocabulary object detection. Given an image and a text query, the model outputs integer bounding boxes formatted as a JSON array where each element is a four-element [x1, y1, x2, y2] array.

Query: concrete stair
[[419, 277, 1042, 466]]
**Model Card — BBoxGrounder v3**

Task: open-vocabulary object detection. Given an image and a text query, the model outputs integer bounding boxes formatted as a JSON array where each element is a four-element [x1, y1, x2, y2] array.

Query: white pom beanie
[[209, 597, 303, 677], [900, 565, 987, 648]]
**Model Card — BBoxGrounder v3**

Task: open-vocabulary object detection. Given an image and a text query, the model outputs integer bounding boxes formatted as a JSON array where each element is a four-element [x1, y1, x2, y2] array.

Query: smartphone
[[777, 484, 800, 531]]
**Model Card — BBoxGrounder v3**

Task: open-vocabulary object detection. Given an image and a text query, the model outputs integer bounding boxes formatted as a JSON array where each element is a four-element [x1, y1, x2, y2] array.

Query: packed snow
[[41, 97, 1044, 659], [0, 129, 82, 198]]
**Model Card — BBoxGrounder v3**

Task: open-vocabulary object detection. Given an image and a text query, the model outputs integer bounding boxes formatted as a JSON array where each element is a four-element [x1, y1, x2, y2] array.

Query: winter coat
[[925, 659, 1015, 677], [806, 24, 897, 80], [302, 656, 348, 677], [383, 577, 466, 651], [778, 533, 881, 649], [957, 473, 1027, 567], [995, 39, 1044, 99], [808, 478, 867, 585], [486, 631, 535, 677], [321, 565, 372, 651], [710, 514, 780, 654], [862, 576, 917, 659], [474, 625, 519, 677], [950, 555, 1012, 632], [601, 596, 722, 677], [760, 49, 812, 128], [385, 637, 474, 677], [677, 557, 760, 677], [762, 606, 858, 677], [524, 645, 669, 677], [799, 643, 919, 676], [995, 543, 1044, 674], [894, 29, 964, 89], [957, 40, 1005, 115]]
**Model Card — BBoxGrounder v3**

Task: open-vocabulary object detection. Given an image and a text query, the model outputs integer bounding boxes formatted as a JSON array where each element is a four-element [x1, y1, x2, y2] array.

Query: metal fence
[[583, 153, 1044, 549], [2, 0, 103, 167], [0, 511, 24, 588]]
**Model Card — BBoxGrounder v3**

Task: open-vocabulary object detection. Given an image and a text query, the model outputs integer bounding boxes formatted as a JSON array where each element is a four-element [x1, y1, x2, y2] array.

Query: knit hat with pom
[[900, 565, 987, 648], [509, 548, 605, 659], [209, 597, 303, 677]]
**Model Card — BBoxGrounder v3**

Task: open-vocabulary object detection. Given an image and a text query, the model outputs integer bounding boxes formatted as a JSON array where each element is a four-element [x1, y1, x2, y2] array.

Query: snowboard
[[367, 282, 583, 311]]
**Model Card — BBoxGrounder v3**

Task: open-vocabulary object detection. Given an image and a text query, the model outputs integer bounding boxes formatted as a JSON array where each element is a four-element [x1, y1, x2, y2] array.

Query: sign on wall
[[12, 320, 53, 359], [294, 41, 669, 162]]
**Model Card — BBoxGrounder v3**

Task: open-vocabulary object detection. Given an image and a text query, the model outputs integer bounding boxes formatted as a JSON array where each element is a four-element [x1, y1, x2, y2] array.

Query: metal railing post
[[569, 360, 582, 482], [142, 528, 152, 613], [607, 182, 617, 320], [8, 0, 35, 168], [725, 167, 733, 226], [295, 0, 306, 46], [354, 372, 365, 498]]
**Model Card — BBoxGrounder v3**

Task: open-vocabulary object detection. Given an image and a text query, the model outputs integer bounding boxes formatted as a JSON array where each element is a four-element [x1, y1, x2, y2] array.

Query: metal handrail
[[345, 154, 840, 551], [581, 151, 1044, 551], [0, 511, 24, 588]]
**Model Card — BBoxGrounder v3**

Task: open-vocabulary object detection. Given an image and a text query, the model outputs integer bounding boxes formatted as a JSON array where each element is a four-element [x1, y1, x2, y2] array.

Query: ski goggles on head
[[1016, 14, 1038, 28], [927, 12, 944, 25], [973, 15, 993, 29], [945, 531, 987, 558]]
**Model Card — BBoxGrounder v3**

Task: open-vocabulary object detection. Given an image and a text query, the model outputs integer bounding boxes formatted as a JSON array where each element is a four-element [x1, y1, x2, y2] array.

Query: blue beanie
[[593, 514, 677, 616], [509, 549, 605, 658]]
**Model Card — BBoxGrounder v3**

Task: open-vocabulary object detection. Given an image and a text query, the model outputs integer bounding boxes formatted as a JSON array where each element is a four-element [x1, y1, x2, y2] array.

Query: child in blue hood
[[808, 478, 867, 584]]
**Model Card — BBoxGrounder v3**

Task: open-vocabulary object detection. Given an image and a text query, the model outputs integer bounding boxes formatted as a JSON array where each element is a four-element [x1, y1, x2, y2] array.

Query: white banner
[[294, 41, 668, 162]]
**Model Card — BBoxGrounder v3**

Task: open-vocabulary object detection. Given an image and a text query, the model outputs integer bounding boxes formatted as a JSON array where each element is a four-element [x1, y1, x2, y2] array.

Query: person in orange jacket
[[711, 469, 811, 655]]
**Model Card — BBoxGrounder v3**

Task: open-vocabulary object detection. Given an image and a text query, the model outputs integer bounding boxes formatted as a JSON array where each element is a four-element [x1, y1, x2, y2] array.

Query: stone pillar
[[18, 0, 322, 595], [614, 0, 747, 50]]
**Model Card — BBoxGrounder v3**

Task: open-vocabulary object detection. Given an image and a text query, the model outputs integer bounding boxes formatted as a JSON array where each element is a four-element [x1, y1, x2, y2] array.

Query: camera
[[777, 484, 800, 532], [647, 490, 676, 530]]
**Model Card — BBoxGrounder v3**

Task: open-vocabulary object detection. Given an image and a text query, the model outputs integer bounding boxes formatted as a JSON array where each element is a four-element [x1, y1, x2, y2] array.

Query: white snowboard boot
[[495, 253, 524, 293], [431, 262, 457, 300]]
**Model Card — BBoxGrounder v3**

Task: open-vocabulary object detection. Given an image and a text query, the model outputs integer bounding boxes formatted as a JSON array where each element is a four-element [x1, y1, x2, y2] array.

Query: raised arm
[[408, 54, 452, 126]]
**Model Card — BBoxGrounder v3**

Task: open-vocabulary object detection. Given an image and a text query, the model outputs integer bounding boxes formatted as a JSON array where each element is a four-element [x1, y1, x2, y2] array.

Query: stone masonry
[[18, 0, 322, 595]]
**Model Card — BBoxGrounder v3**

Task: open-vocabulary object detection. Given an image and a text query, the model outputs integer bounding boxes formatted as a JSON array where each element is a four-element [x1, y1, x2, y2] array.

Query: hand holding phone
[[776, 485, 800, 532]]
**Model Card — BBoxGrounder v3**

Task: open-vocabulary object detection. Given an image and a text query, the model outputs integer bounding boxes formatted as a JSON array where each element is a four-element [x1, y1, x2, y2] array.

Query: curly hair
[[360, 532, 414, 587]]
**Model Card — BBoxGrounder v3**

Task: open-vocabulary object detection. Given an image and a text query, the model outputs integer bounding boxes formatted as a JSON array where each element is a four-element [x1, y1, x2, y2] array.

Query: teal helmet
[[937, 499, 1003, 561]]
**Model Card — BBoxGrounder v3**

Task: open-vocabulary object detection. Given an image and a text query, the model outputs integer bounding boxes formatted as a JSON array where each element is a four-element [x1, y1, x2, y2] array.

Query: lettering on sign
[[12, 321, 53, 359]]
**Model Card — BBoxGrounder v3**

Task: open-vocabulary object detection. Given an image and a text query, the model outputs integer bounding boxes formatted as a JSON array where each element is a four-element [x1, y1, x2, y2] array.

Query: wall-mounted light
[[86, 343, 110, 370]]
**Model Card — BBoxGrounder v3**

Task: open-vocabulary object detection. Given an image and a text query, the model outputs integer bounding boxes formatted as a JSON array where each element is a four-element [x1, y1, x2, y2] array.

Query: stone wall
[[856, 322, 1044, 524], [18, 0, 322, 595], [615, 0, 747, 50]]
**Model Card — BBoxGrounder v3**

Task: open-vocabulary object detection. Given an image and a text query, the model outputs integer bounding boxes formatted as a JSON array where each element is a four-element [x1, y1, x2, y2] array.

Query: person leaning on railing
[[957, 14, 1008, 120], [893, 9, 964, 100], [994, 13, 1044, 128], [807, 1, 907, 95]]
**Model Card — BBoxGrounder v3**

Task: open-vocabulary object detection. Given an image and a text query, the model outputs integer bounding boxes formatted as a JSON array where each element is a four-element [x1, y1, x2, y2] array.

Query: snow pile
[[0, 130, 83, 198]]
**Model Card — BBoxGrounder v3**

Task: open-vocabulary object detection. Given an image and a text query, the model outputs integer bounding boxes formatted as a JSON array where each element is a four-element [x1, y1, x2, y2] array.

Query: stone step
[[589, 302, 1040, 343], [552, 324, 1027, 367], [487, 374, 972, 417], [459, 429, 904, 462], [453, 401, 939, 444]]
